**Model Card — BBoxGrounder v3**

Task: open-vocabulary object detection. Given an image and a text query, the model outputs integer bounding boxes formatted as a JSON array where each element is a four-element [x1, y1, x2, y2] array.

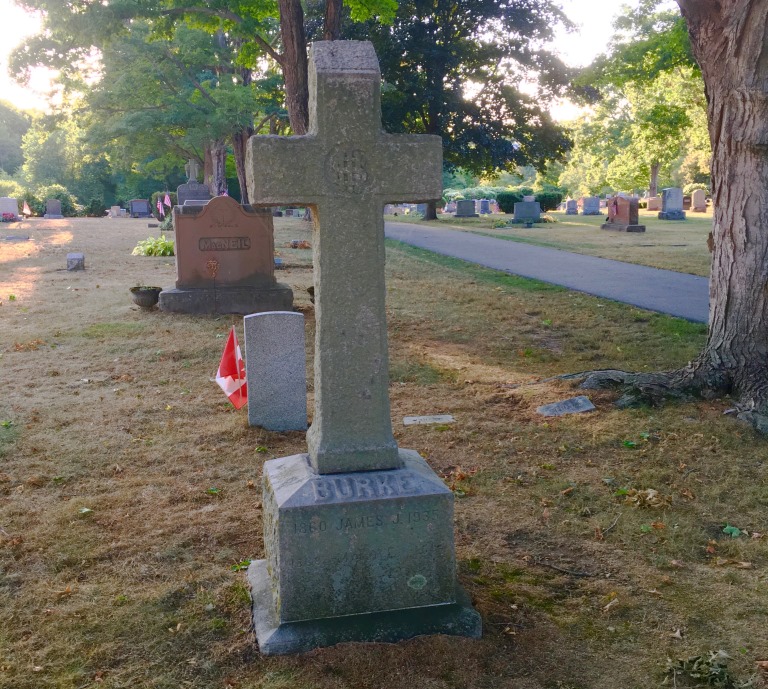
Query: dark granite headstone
[[455, 199, 478, 217], [44, 199, 63, 219], [129, 199, 151, 218], [176, 182, 212, 207], [513, 200, 542, 222], [659, 187, 686, 220]]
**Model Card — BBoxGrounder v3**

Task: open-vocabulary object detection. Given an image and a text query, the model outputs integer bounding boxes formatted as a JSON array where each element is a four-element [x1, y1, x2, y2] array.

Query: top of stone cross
[[310, 41, 379, 75]]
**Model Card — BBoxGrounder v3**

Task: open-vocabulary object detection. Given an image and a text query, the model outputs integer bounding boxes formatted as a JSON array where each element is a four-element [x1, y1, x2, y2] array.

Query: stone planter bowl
[[129, 286, 162, 309]]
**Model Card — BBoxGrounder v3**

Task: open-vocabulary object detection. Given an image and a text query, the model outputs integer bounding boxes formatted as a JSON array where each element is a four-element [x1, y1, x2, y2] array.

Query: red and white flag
[[215, 327, 247, 409], [164, 193, 172, 207], [22, 201, 31, 216], [156, 199, 165, 217]]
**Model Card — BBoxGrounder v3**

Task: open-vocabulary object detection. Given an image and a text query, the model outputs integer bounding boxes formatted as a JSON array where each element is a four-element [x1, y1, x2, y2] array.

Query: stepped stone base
[[158, 283, 293, 315], [601, 222, 646, 233]]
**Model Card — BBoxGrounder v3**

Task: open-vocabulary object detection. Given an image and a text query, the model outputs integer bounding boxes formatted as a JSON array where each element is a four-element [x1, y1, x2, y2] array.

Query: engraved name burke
[[198, 237, 251, 251], [311, 473, 417, 501]]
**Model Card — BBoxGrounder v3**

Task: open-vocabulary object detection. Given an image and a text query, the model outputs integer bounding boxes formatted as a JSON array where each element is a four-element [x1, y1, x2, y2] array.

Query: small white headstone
[[244, 311, 307, 431], [403, 414, 455, 426]]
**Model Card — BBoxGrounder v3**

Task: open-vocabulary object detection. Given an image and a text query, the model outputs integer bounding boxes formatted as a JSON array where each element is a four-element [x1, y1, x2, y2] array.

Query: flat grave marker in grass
[[245, 39, 481, 655]]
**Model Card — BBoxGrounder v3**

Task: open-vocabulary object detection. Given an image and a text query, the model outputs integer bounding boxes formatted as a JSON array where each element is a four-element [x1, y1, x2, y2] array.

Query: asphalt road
[[384, 221, 709, 323]]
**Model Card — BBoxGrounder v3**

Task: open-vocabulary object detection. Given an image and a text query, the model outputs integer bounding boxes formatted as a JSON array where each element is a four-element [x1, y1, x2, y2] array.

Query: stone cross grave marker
[[245, 40, 480, 655], [247, 41, 442, 475]]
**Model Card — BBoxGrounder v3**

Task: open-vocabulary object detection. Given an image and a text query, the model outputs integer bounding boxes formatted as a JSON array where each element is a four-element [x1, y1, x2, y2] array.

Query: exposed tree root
[[560, 364, 768, 436]]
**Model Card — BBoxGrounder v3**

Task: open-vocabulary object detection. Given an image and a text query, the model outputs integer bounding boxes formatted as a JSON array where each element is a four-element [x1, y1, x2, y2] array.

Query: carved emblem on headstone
[[206, 258, 220, 279], [327, 149, 369, 193]]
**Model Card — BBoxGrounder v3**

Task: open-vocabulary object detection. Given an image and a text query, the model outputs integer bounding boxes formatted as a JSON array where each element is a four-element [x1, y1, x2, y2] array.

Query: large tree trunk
[[424, 201, 438, 220], [323, 0, 343, 40], [649, 161, 660, 197], [205, 141, 228, 196], [232, 129, 252, 204], [278, 0, 309, 134], [578, 1, 768, 431]]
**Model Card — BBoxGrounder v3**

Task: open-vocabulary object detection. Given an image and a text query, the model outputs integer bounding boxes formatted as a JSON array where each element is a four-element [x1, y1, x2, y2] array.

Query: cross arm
[[374, 134, 442, 204], [246, 135, 323, 207]]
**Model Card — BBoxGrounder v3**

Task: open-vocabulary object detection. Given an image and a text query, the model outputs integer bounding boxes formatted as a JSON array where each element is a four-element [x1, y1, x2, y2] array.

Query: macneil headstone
[[691, 189, 707, 212], [565, 199, 578, 215], [581, 196, 601, 215], [159, 195, 293, 314], [244, 311, 307, 432], [244, 40, 481, 655], [129, 199, 152, 218], [0, 197, 19, 220], [44, 199, 63, 219], [455, 199, 478, 217], [601, 196, 646, 232], [658, 187, 686, 220]]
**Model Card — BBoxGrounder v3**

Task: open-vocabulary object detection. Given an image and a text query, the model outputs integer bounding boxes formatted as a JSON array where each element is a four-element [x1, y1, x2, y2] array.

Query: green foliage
[[496, 192, 524, 214], [665, 650, 754, 689], [132, 235, 175, 257], [535, 191, 564, 211], [0, 179, 24, 199], [0, 101, 30, 175], [684, 182, 709, 195], [84, 199, 107, 217]]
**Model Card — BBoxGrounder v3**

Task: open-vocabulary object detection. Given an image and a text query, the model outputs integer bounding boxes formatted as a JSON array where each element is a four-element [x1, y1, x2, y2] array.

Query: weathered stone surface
[[646, 196, 662, 211], [403, 414, 455, 426], [245, 312, 307, 432], [66, 252, 85, 271], [658, 187, 686, 220], [246, 40, 442, 475], [455, 199, 478, 217], [513, 200, 542, 222], [0, 197, 19, 220], [159, 195, 293, 315], [44, 199, 63, 219], [565, 199, 578, 215], [581, 196, 601, 215], [691, 189, 707, 212], [478, 199, 491, 214], [602, 196, 646, 232], [177, 181, 212, 206], [536, 395, 596, 417], [109, 205, 121, 218]]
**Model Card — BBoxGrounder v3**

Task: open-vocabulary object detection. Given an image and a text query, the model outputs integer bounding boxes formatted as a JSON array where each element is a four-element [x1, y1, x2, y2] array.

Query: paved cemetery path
[[385, 222, 709, 323]]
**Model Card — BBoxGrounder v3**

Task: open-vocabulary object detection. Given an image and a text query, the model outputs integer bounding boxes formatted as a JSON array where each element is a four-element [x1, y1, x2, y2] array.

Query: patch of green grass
[[0, 419, 18, 458], [648, 314, 708, 338], [81, 322, 147, 339], [389, 358, 453, 384], [386, 239, 565, 293]]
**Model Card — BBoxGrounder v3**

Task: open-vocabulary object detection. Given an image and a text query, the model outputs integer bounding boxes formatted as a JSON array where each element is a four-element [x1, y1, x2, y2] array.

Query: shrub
[[535, 191, 564, 211], [131, 235, 175, 257], [85, 199, 107, 217], [0, 180, 23, 200], [496, 191, 524, 213]]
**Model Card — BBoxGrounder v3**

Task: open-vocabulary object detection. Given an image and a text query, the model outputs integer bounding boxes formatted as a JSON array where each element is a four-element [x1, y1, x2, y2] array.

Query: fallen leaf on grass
[[55, 585, 75, 599], [560, 486, 574, 496], [670, 629, 683, 639], [602, 599, 619, 612], [13, 339, 44, 352], [624, 488, 671, 508], [712, 558, 754, 569], [670, 560, 686, 568], [755, 661, 768, 672], [679, 488, 696, 500], [706, 540, 717, 554]]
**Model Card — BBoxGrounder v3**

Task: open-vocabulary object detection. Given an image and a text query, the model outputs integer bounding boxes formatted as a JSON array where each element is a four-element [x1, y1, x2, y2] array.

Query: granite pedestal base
[[158, 283, 293, 315], [44, 214, 64, 219], [658, 210, 686, 220], [600, 222, 646, 233], [248, 450, 482, 655]]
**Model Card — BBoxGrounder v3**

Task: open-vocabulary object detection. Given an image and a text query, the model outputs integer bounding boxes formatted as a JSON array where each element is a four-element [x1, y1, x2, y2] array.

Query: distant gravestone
[[478, 199, 491, 214], [44, 199, 63, 219], [177, 182, 212, 207], [513, 200, 542, 222], [0, 197, 19, 220], [565, 199, 578, 215], [244, 40, 480, 655], [691, 189, 707, 212], [523, 195, 535, 202], [581, 196, 601, 215], [109, 206, 121, 218], [455, 199, 478, 217], [244, 311, 307, 431], [66, 252, 85, 271], [159, 195, 293, 314], [445, 201, 457, 213], [129, 199, 151, 218], [601, 196, 646, 232], [658, 187, 686, 220], [646, 196, 662, 211]]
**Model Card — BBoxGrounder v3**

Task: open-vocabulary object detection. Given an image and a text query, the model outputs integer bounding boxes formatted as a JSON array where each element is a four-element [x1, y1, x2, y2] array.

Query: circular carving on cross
[[327, 149, 369, 194]]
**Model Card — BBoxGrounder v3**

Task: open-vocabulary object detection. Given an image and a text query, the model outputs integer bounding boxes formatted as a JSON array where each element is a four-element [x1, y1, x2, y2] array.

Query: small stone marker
[[66, 252, 85, 271], [581, 196, 601, 215], [536, 395, 596, 417], [129, 199, 152, 218], [109, 205, 121, 218], [245, 40, 480, 655], [44, 199, 63, 219], [4, 235, 30, 242], [601, 196, 645, 232], [455, 199, 478, 217], [646, 196, 662, 211], [159, 195, 293, 314], [403, 414, 455, 426], [658, 187, 686, 220], [565, 199, 578, 215], [0, 197, 19, 220], [244, 311, 307, 432], [691, 189, 707, 212], [513, 200, 542, 222]]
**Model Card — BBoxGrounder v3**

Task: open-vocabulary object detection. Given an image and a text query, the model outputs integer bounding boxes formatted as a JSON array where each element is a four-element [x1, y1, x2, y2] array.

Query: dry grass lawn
[[392, 208, 714, 276], [1, 215, 767, 689]]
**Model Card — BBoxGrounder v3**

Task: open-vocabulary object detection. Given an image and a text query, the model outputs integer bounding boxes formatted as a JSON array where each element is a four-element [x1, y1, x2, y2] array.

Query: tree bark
[[232, 129, 252, 204], [323, 0, 343, 40], [205, 141, 228, 196], [585, 2, 768, 431], [424, 201, 438, 220], [649, 161, 660, 197], [278, 0, 309, 135]]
